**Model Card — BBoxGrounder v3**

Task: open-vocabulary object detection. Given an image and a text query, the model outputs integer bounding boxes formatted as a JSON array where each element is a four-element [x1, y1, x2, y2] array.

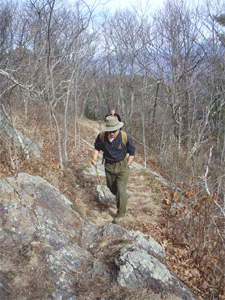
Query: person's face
[[108, 129, 119, 139], [110, 110, 115, 115]]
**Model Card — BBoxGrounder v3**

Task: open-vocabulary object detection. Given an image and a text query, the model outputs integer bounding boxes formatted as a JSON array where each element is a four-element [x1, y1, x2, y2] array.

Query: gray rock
[[0, 108, 40, 158], [129, 230, 166, 259], [0, 173, 82, 244], [0, 173, 86, 299], [45, 243, 91, 299], [102, 223, 129, 239], [115, 245, 197, 299], [81, 222, 99, 249], [96, 184, 116, 204]]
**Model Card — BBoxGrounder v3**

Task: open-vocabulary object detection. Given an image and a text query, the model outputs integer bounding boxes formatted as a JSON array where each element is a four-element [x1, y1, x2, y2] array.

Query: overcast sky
[[83, 0, 166, 14]]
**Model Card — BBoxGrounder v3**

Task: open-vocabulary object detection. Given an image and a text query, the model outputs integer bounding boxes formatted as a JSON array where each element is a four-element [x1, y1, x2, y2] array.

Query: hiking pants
[[104, 158, 130, 218]]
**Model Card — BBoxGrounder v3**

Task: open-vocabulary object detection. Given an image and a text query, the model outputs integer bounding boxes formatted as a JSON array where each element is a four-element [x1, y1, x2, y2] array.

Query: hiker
[[105, 109, 122, 122], [91, 116, 136, 224]]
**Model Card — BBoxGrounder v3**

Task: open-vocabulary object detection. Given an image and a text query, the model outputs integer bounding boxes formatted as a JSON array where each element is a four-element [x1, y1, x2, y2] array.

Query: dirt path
[[84, 165, 164, 247]]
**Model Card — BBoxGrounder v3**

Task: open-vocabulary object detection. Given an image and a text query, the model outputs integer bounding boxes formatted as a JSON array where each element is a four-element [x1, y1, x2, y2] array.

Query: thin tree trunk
[[52, 108, 63, 170], [142, 111, 146, 168], [64, 69, 76, 162]]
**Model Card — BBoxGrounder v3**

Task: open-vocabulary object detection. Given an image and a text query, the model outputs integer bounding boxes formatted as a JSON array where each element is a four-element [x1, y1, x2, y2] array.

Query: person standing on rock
[[91, 116, 136, 224]]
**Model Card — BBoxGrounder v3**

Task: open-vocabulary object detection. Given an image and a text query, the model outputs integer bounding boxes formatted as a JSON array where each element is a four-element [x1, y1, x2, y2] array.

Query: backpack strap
[[121, 131, 127, 146], [100, 131, 105, 144]]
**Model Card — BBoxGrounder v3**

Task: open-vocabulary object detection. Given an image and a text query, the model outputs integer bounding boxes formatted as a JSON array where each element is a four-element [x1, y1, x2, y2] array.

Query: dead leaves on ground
[[161, 187, 225, 300]]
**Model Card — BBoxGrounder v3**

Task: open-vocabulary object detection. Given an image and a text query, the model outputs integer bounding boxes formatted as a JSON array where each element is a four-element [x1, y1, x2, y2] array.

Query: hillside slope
[[0, 116, 208, 299]]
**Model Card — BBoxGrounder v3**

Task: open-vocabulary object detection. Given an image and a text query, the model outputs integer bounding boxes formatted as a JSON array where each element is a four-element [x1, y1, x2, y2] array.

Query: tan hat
[[101, 116, 124, 132]]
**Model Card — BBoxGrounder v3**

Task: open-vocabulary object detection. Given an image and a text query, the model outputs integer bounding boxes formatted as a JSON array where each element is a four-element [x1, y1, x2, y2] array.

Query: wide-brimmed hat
[[101, 116, 124, 132]]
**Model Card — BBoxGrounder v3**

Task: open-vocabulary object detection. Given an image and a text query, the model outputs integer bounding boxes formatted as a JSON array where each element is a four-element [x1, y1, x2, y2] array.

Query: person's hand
[[91, 159, 97, 168]]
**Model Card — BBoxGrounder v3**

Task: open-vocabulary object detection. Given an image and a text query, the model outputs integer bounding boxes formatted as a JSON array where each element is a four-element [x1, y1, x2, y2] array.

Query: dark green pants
[[105, 158, 130, 218]]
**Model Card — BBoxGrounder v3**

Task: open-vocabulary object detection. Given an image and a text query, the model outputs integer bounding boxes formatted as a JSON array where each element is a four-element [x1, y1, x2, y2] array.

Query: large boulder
[[0, 173, 98, 299]]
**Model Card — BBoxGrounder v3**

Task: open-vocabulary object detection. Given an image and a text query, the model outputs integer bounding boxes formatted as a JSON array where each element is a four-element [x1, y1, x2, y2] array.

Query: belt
[[106, 156, 126, 165]]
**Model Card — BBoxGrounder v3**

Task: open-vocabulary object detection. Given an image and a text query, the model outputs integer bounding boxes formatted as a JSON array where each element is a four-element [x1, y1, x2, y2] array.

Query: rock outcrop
[[0, 173, 197, 300], [0, 108, 40, 158]]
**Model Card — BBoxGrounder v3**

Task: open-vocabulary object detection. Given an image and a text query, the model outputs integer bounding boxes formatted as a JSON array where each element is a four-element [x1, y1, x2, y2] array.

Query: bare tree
[[99, 9, 144, 129]]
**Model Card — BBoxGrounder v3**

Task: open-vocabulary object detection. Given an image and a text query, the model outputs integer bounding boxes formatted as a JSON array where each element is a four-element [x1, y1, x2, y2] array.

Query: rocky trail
[[85, 164, 163, 234], [0, 116, 200, 300]]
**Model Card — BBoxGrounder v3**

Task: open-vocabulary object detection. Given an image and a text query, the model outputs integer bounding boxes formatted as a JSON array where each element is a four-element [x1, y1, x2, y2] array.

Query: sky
[[78, 0, 207, 17], [83, 0, 166, 14]]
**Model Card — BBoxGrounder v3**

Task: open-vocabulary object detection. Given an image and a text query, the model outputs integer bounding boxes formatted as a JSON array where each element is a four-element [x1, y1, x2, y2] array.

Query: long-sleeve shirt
[[94, 131, 136, 163]]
